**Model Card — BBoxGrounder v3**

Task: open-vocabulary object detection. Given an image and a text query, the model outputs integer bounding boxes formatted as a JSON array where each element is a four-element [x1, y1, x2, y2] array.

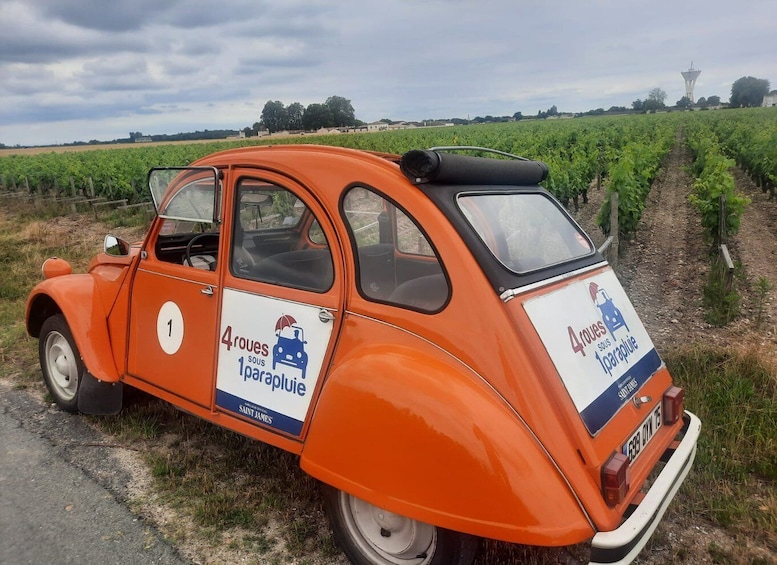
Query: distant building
[[763, 93, 777, 108], [134, 136, 153, 143]]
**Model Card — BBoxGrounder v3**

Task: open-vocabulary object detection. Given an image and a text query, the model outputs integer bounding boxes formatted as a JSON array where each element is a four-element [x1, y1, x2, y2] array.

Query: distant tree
[[261, 100, 287, 133], [648, 88, 667, 105], [695, 96, 707, 107], [536, 105, 559, 119], [706, 95, 721, 106], [632, 99, 643, 111], [252, 121, 262, 134], [242, 127, 252, 137], [303, 103, 333, 130], [676, 96, 692, 108], [607, 106, 628, 113], [324, 95, 356, 127], [286, 102, 304, 130], [730, 76, 770, 107], [513, 111, 523, 121], [641, 88, 667, 111]]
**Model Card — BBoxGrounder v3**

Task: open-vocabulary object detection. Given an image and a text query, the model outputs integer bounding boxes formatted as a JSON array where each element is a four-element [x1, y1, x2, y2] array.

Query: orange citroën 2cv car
[[27, 145, 700, 565]]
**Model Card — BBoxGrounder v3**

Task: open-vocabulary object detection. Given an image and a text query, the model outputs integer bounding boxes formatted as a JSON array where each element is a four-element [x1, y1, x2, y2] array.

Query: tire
[[39, 314, 83, 412], [322, 485, 478, 565]]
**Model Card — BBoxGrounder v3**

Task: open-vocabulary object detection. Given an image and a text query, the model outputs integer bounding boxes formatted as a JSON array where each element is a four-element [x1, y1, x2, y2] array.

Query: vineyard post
[[609, 191, 619, 267], [88, 177, 95, 199], [718, 194, 727, 245], [70, 176, 78, 214], [32, 178, 43, 210]]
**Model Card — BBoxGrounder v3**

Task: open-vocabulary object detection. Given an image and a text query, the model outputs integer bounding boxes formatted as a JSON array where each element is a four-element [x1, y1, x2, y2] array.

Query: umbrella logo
[[272, 314, 309, 379], [275, 314, 297, 333]]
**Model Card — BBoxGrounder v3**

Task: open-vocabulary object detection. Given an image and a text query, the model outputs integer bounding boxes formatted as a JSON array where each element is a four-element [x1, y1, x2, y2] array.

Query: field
[[1, 110, 776, 564]]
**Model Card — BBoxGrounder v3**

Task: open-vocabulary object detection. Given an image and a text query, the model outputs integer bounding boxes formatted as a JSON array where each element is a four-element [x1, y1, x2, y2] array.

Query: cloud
[[0, 0, 775, 146]]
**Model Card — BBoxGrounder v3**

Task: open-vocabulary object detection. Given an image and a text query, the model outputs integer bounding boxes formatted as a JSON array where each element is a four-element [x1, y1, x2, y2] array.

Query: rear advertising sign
[[216, 289, 333, 436], [523, 269, 662, 434]]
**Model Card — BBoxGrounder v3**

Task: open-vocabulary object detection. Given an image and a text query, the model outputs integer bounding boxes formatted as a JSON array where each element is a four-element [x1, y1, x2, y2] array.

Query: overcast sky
[[1, 0, 775, 147]]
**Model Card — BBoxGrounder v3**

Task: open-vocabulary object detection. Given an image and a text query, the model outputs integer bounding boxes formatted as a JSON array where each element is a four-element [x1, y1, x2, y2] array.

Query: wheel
[[39, 314, 83, 412], [322, 485, 478, 565]]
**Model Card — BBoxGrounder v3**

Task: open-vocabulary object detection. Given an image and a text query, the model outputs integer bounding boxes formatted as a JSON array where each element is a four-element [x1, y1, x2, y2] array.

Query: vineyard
[[1, 109, 777, 564], [2, 109, 774, 239]]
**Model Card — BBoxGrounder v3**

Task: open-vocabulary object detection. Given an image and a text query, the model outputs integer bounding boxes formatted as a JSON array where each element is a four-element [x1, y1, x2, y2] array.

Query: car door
[[214, 172, 344, 439], [127, 168, 222, 408]]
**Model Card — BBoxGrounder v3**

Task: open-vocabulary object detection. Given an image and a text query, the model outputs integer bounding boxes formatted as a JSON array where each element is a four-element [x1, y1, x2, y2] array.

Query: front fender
[[301, 339, 593, 546], [26, 274, 120, 383]]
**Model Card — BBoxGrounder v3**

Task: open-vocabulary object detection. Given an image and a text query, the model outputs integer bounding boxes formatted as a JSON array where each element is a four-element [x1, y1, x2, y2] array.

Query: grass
[[666, 346, 777, 550], [702, 253, 743, 325], [100, 391, 338, 561]]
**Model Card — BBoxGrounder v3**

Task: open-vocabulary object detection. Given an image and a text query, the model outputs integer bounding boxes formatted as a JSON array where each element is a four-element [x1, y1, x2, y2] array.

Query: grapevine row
[[0, 116, 681, 227], [685, 121, 750, 244]]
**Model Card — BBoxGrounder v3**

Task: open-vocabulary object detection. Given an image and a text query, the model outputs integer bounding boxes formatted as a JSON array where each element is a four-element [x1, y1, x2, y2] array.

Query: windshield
[[457, 192, 594, 273]]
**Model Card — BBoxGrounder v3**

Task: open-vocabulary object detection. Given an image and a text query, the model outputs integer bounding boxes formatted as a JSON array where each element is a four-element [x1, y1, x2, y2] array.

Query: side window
[[231, 179, 333, 292], [343, 186, 449, 312]]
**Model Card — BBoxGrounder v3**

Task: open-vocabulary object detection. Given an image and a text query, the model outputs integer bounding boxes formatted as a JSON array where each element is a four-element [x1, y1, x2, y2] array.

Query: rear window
[[457, 192, 594, 274]]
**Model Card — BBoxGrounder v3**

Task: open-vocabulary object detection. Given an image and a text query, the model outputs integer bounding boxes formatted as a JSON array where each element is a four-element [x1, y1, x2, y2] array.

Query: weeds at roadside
[[666, 346, 777, 552], [755, 276, 773, 330], [702, 254, 743, 325]]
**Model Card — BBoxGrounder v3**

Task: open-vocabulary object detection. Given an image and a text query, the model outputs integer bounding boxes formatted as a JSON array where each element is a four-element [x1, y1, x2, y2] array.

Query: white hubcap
[[342, 492, 437, 564], [45, 332, 78, 401]]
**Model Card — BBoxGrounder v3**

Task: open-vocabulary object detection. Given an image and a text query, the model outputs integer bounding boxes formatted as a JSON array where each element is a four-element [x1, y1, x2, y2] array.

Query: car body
[[26, 144, 700, 565]]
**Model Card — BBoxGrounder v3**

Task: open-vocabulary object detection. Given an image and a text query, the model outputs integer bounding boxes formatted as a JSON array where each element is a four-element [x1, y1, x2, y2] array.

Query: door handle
[[318, 309, 335, 323], [201, 285, 214, 296]]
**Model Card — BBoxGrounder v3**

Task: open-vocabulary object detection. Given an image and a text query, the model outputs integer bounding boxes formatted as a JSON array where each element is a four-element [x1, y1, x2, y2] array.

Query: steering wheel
[[185, 233, 219, 270]]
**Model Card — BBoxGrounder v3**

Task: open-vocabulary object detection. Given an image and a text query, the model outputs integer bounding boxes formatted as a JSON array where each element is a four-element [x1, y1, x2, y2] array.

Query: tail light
[[601, 452, 630, 507], [663, 386, 684, 425]]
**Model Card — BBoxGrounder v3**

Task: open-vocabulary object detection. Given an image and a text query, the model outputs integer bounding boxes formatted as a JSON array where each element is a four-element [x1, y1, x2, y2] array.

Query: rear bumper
[[589, 410, 701, 565]]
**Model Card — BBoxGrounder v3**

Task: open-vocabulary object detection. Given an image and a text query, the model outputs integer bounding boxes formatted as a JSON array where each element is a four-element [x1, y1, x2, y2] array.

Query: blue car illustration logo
[[273, 315, 308, 379], [589, 282, 629, 336]]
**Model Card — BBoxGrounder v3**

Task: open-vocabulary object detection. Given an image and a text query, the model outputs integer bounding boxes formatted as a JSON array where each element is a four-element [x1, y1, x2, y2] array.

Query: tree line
[[252, 95, 358, 134], [630, 76, 772, 112]]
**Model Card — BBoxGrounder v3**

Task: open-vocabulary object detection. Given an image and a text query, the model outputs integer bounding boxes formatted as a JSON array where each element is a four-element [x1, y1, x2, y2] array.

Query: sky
[[1, 0, 775, 147]]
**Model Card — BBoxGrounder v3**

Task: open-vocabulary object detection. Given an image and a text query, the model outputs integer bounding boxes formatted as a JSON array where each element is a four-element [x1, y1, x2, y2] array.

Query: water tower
[[681, 63, 701, 103]]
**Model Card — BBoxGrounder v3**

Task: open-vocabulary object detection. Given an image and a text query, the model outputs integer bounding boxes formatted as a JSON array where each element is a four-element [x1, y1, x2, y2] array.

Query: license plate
[[622, 403, 662, 463]]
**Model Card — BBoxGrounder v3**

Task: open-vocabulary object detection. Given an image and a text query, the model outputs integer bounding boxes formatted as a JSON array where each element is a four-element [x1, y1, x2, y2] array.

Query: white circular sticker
[[157, 301, 184, 355]]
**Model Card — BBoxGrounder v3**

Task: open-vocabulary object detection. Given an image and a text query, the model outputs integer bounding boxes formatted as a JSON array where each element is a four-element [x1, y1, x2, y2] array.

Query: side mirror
[[104, 235, 130, 256]]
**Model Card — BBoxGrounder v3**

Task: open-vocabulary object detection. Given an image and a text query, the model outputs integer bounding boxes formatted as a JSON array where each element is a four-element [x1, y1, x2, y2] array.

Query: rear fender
[[301, 342, 593, 546], [26, 275, 120, 383]]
